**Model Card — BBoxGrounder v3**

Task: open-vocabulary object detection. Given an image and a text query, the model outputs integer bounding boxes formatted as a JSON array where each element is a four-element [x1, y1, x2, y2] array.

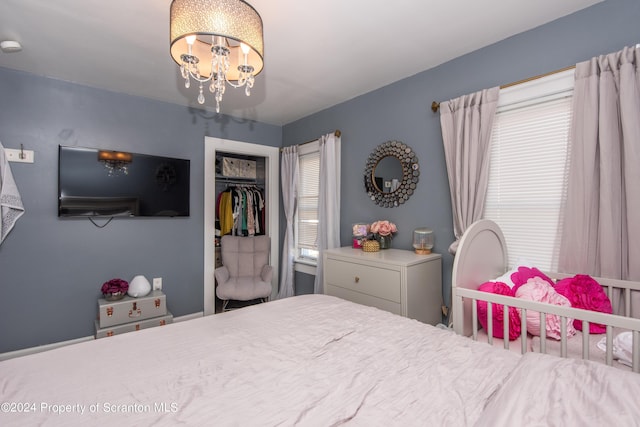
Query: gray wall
[[0, 69, 281, 353], [1, 0, 638, 352], [286, 0, 640, 313]]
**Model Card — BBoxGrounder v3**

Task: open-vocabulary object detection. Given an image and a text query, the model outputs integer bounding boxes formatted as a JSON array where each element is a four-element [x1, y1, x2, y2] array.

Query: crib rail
[[455, 287, 640, 373]]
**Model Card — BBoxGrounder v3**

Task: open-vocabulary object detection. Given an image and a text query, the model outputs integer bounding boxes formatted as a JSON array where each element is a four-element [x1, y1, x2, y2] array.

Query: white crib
[[452, 219, 640, 372]]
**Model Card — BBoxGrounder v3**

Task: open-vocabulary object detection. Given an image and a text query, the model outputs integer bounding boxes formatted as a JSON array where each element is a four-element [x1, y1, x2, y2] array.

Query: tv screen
[[58, 145, 190, 217]]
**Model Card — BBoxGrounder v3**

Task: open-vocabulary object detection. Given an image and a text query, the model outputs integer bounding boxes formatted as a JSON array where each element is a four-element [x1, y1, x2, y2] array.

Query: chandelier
[[169, 0, 264, 113]]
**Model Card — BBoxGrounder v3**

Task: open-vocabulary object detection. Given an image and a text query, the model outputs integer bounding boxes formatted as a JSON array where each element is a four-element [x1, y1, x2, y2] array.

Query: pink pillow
[[515, 277, 576, 340], [510, 266, 555, 292], [554, 275, 613, 334], [477, 281, 522, 341]]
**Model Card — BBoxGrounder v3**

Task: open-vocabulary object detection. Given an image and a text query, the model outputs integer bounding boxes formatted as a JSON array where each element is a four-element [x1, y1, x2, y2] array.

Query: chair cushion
[[217, 235, 272, 301], [216, 277, 272, 301], [221, 235, 270, 278]]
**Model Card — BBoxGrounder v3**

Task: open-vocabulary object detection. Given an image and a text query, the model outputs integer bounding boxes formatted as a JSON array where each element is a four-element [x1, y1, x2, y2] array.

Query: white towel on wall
[[0, 141, 25, 244]]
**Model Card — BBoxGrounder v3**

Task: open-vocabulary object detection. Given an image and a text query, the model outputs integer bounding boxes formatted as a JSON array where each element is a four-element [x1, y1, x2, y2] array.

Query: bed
[[1, 293, 640, 426], [452, 219, 640, 372]]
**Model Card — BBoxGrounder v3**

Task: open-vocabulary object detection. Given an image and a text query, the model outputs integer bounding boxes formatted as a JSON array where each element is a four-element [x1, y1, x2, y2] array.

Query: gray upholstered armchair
[[214, 235, 272, 311]]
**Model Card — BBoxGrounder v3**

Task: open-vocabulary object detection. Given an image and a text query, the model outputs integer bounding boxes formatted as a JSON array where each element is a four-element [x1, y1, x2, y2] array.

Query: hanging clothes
[[216, 185, 265, 237], [218, 191, 234, 236]]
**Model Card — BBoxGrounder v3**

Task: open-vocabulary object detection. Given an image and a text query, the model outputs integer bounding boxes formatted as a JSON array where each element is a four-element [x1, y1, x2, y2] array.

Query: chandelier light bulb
[[186, 35, 197, 45]]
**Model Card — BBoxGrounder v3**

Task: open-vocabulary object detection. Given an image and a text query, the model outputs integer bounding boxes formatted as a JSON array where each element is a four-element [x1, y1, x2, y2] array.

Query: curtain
[[277, 146, 299, 299], [313, 133, 341, 294], [439, 87, 500, 254], [559, 46, 640, 297], [558, 48, 640, 317]]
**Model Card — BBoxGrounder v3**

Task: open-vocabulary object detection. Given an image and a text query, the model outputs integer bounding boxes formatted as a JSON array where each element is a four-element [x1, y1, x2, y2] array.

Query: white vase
[[128, 275, 152, 298]]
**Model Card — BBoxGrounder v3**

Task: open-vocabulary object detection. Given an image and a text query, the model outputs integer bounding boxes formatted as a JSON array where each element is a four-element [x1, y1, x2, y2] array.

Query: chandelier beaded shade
[[169, 0, 264, 113]]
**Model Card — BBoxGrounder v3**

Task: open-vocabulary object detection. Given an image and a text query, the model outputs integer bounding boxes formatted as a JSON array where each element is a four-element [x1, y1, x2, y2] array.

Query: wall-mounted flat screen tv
[[58, 145, 190, 217]]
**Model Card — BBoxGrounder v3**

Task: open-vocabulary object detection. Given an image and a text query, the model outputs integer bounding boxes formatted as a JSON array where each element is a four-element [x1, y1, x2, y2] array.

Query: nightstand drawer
[[325, 259, 400, 302], [95, 312, 173, 339]]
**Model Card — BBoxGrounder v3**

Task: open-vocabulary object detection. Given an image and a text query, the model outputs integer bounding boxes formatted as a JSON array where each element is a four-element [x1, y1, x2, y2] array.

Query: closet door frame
[[204, 137, 279, 315]]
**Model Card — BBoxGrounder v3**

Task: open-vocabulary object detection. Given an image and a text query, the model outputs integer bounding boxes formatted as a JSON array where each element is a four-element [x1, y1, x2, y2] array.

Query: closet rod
[[280, 129, 341, 152], [430, 65, 575, 113]]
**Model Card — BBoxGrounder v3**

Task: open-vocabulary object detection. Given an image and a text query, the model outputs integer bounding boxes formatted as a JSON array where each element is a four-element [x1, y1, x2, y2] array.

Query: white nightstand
[[323, 247, 442, 324]]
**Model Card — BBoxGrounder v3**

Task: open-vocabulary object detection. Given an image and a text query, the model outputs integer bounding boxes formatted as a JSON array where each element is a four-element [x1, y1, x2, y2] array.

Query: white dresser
[[323, 247, 442, 325]]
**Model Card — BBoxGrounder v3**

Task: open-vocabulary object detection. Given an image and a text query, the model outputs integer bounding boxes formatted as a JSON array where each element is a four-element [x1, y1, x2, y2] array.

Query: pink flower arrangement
[[101, 278, 129, 295], [352, 223, 370, 237], [370, 220, 398, 237]]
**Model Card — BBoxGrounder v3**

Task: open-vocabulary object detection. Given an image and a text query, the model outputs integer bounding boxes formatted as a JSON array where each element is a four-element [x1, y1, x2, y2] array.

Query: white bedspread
[[0, 295, 520, 426], [476, 352, 640, 426], [531, 329, 632, 371]]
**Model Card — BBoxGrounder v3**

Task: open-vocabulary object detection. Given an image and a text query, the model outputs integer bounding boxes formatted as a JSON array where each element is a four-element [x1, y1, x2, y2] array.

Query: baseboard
[[0, 311, 204, 361], [174, 311, 203, 322], [0, 336, 94, 361]]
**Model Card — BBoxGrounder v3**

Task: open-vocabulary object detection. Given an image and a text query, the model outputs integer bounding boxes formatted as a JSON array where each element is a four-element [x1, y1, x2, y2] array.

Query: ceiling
[[0, 0, 602, 126]]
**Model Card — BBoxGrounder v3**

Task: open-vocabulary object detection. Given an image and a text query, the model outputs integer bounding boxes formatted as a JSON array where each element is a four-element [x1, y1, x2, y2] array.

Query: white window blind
[[297, 145, 320, 260], [483, 70, 574, 271]]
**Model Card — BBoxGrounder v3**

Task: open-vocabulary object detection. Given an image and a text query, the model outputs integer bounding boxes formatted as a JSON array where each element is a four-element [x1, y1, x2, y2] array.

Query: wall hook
[[5, 145, 34, 163]]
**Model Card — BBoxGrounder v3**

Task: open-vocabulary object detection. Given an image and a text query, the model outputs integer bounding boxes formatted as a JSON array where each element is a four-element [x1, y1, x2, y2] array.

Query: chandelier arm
[[224, 78, 248, 89], [186, 70, 214, 84]]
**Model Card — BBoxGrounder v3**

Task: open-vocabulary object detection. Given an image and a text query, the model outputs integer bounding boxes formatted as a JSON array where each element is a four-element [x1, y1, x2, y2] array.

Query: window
[[483, 70, 574, 271], [296, 141, 320, 262]]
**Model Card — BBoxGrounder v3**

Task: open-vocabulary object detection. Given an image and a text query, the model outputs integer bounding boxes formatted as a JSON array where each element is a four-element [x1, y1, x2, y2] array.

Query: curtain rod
[[280, 129, 341, 151], [431, 65, 576, 113]]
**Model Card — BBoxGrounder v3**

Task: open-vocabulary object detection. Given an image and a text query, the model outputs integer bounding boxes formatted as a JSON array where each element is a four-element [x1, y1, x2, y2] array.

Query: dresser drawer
[[324, 247, 442, 324], [325, 259, 401, 302], [94, 312, 173, 339], [97, 290, 167, 328], [325, 284, 402, 315]]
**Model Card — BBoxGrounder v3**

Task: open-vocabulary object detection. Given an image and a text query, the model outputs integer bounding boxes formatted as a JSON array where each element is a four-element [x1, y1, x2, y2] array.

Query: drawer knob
[[354, 276, 360, 283]]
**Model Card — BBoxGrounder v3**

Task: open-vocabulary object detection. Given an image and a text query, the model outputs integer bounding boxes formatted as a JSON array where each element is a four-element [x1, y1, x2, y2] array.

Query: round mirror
[[372, 156, 404, 193], [364, 140, 419, 207]]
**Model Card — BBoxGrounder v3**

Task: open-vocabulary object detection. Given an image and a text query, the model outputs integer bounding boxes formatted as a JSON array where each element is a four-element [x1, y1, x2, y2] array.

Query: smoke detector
[[0, 41, 22, 53]]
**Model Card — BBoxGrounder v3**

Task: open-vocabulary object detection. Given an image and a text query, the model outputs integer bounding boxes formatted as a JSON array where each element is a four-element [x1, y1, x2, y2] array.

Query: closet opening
[[204, 137, 279, 315]]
